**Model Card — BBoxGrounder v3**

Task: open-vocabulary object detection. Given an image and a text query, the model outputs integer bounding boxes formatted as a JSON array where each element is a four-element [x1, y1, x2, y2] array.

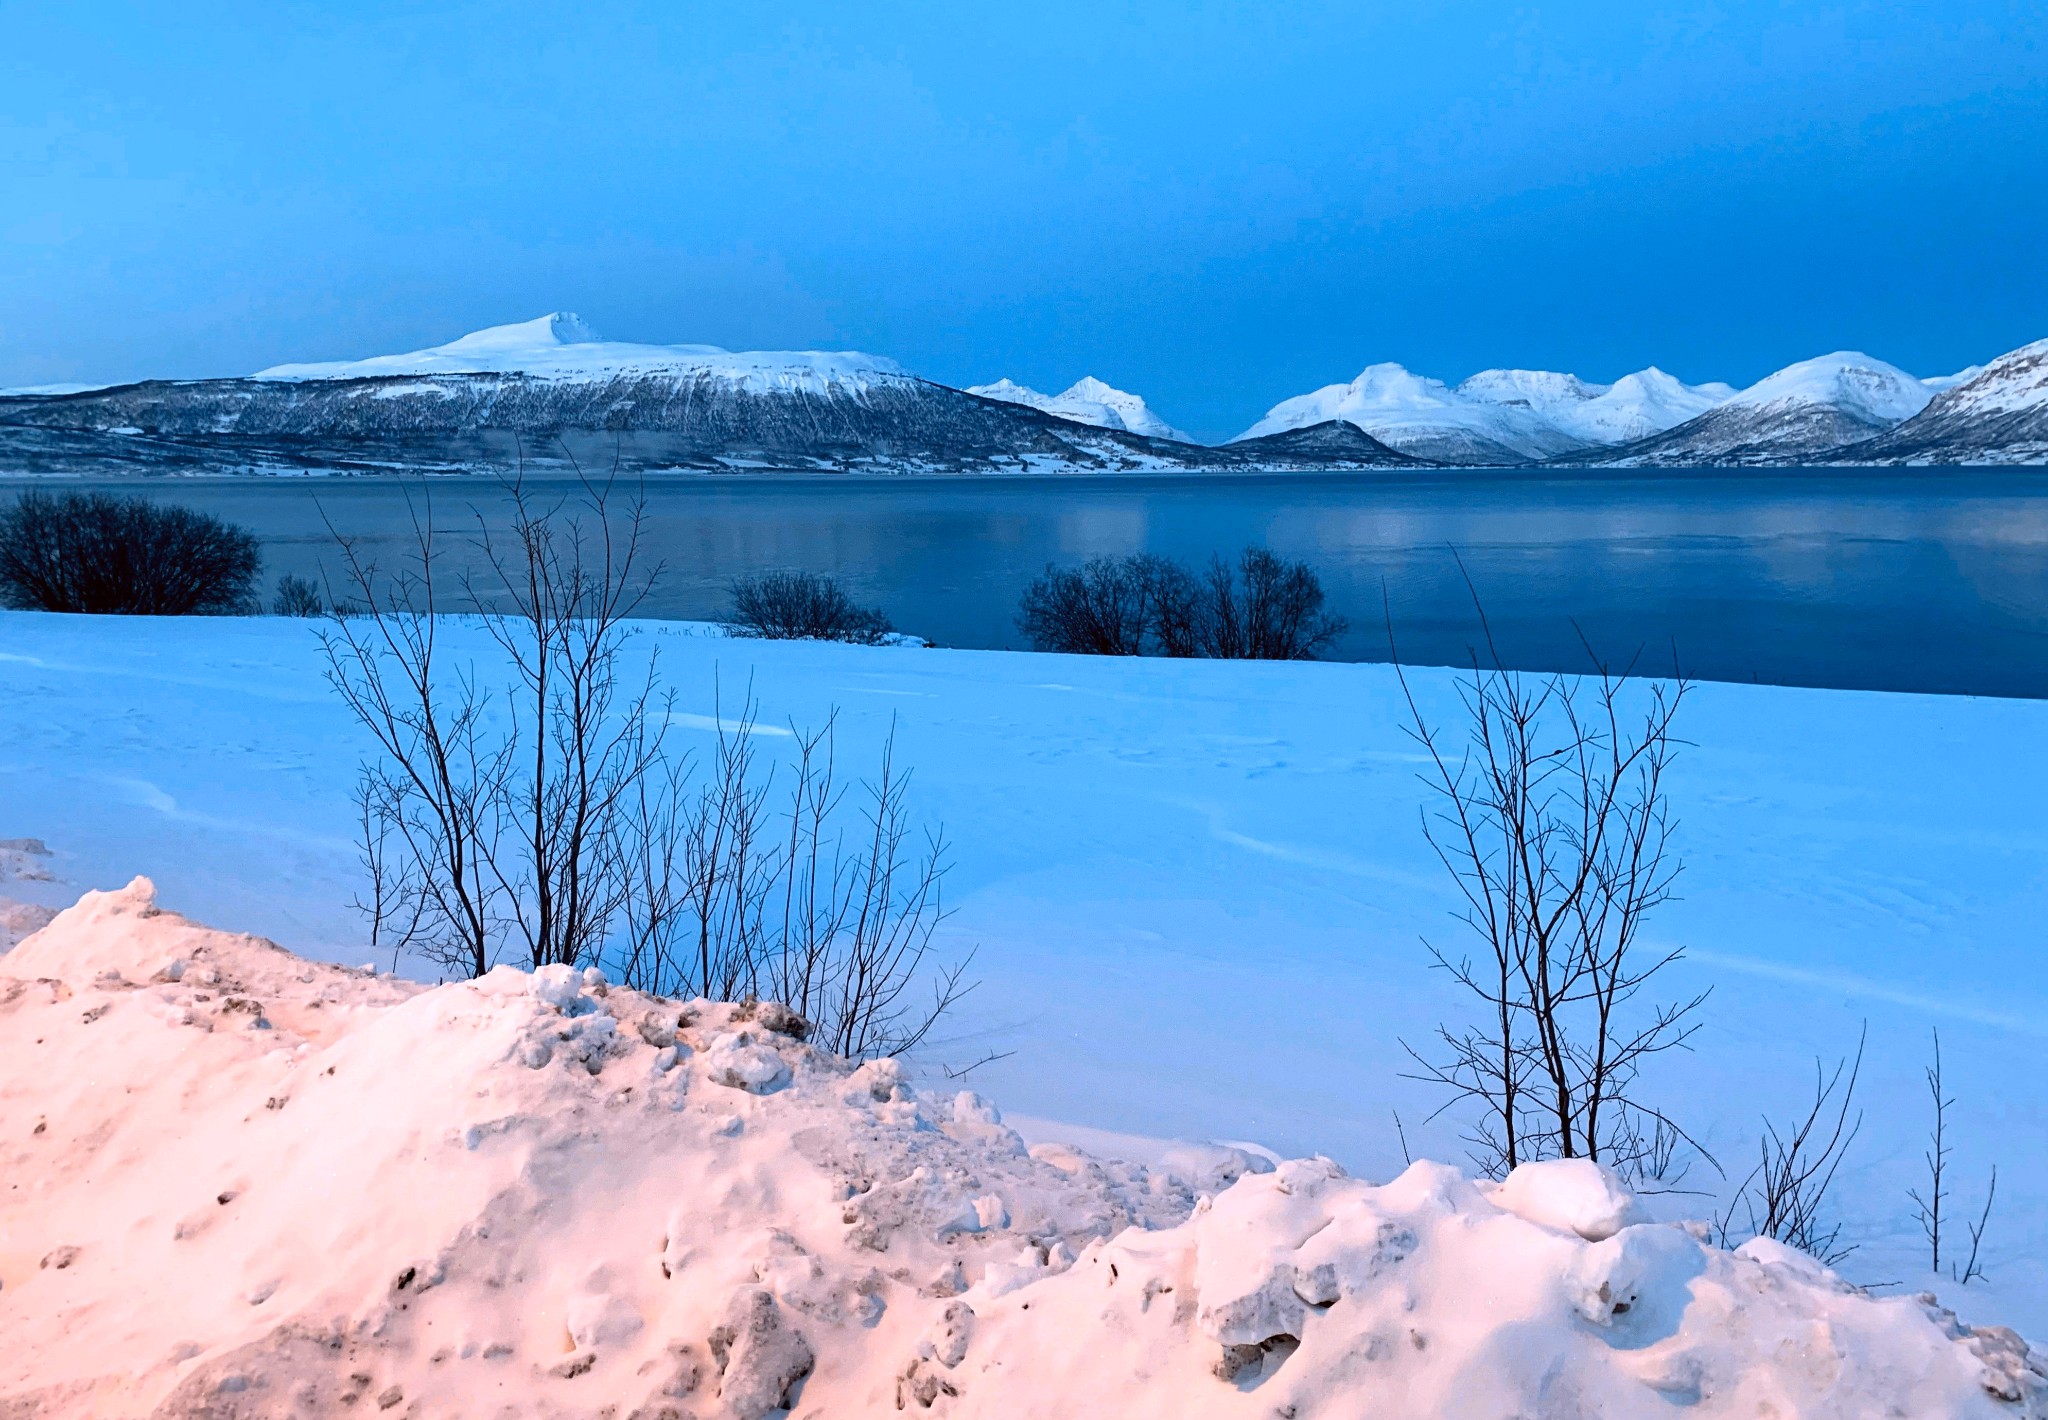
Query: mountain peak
[[439, 312, 604, 352], [967, 375, 1191, 443]]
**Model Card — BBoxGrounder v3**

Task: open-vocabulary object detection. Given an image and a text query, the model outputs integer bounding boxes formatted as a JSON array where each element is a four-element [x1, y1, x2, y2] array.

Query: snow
[[968, 375, 1193, 442], [1927, 365, 1991, 392], [5, 875, 2043, 1417], [1460, 365, 1737, 443], [0, 382, 109, 397], [1233, 362, 1734, 456], [253, 312, 909, 396], [1720, 350, 1933, 424], [1925, 338, 2048, 416], [5, 611, 2048, 1369]]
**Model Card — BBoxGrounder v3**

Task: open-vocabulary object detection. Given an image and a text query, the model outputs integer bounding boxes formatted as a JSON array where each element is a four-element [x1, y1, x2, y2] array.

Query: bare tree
[[1015, 556, 1159, 654], [465, 473, 666, 970], [1909, 1028, 1954, 1275], [1196, 547, 1347, 660], [1394, 601, 1704, 1180], [1716, 1026, 1864, 1265], [319, 487, 502, 978], [1956, 1166, 1997, 1285], [320, 463, 971, 1061], [1908, 1028, 1999, 1283]]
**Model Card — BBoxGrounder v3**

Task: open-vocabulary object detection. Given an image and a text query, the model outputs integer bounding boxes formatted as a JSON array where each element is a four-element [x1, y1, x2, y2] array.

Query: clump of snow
[[969, 375, 1193, 442], [253, 311, 909, 397], [3, 879, 2043, 1417]]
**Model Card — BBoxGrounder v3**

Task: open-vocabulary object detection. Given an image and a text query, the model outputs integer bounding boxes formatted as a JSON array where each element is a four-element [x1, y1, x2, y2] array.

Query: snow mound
[[969, 376, 1193, 443], [254, 311, 908, 395], [3, 882, 2041, 1418]]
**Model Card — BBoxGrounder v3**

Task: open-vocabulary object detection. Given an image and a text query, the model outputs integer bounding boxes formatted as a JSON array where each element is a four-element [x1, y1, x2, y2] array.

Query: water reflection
[[10, 470, 2046, 697]]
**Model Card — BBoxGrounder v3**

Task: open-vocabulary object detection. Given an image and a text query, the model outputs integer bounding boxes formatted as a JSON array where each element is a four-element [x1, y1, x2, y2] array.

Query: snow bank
[[3, 880, 2042, 1416]]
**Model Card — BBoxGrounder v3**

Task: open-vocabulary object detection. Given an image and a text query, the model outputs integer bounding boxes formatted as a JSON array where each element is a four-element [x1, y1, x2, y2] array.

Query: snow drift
[[3, 880, 2042, 1418]]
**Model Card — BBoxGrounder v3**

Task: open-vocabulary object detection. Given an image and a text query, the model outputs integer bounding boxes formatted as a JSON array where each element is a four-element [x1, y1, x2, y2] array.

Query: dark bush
[[272, 573, 325, 617], [728, 571, 893, 644], [1015, 547, 1346, 660], [0, 490, 261, 615], [1015, 555, 1164, 655], [1194, 547, 1347, 660]]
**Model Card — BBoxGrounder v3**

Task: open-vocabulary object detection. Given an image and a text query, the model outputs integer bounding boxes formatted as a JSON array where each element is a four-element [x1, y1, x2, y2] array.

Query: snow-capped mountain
[[967, 376, 1193, 443], [1233, 363, 1580, 464], [1234, 362, 1734, 464], [1458, 367, 1736, 445], [256, 312, 906, 397], [0, 315, 1412, 476], [1846, 338, 2048, 465], [1587, 352, 1932, 466]]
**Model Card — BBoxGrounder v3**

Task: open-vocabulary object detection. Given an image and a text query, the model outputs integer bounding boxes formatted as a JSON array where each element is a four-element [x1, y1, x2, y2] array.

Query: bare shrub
[[607, 693, 961, 1059], [1716, 1027, 1864, 1264], [1015, 556, 1159, 655], [272, 573, 325, 617], [320, 463, 965, 1059], [1396, 608, 1704, 1182], [729, 571, 892, 644], [1908, 1028, 1999, 1282], [1193, 547, 1347, 660], [1017, 548, 1344, 660], [0, 490, 260, 614]]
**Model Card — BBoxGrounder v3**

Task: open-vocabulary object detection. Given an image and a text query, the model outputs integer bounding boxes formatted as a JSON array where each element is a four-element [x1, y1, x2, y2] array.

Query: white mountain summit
[[1231, 361, 1732, 464], [255, 312, 908, 396], [968, 376, 1193, 443]]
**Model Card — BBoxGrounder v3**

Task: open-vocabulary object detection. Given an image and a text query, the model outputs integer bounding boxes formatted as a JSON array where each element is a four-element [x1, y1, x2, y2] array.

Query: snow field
[[4, 879, 2042, 1417]]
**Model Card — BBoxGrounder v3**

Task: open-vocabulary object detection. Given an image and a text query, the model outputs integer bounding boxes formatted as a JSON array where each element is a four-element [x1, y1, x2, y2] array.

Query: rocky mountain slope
[[1840, 339, 2048, 465], [1577, 352, 1933, 466], [0, 316, 1414, 476], [5, 877, 2042, 1418]]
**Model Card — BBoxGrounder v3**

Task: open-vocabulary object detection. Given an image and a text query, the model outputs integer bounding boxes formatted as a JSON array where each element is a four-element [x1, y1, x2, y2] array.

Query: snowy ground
[[3, 610, 2046, 1341]]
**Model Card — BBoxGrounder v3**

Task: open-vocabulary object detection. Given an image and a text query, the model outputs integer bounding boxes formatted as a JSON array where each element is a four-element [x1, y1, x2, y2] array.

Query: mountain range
[[1, 313, 2042, 475]]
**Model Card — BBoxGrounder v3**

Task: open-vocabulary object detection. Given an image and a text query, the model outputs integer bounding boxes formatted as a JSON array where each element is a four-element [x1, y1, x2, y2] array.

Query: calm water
[[12, 469, 2048, 697]]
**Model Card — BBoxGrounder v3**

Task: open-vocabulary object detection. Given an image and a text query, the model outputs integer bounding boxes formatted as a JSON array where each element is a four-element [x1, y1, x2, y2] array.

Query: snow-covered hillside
[[256, 313, 908, 398], [1585, 352, 1933, 466], [969, 376, 1193, 443], [5, 877, 2042, 1418], [1850, 339, 2048, 465], [1233, 362, 1734, 464], [1232, 363, 1580, 463], [0, 316, 1425, 477], [1459, 366, 1736, 445]]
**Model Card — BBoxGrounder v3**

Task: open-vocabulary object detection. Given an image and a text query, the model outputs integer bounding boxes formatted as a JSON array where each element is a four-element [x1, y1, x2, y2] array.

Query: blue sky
[[3, 1, 2044, 439]]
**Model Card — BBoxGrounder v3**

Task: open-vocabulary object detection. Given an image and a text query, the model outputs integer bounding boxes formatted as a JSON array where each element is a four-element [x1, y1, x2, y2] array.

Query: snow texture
[[4, 878, 2042, 1417]]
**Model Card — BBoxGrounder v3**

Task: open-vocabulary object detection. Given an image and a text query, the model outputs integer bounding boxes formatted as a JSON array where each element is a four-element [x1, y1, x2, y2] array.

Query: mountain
[[0, 314, 1420, 477], [1843, 338, 2048, 465], [967, 375, 1193, 443], [1457, 367, 1736, 445], [1234, 362, 1734, 464], [1579, 352, 1932, 466]]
